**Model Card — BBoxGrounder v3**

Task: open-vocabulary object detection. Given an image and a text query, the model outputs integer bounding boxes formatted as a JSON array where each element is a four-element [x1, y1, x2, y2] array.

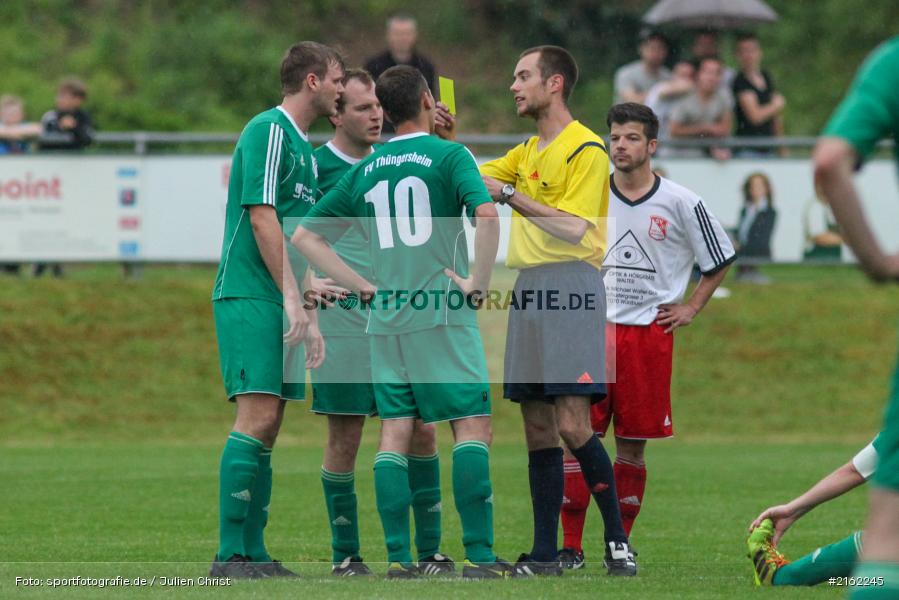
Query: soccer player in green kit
[[209, 42, 343, 579], [312, 68, 454, 576], [294, 65, 513, 579], [810, 36, 899, 598]]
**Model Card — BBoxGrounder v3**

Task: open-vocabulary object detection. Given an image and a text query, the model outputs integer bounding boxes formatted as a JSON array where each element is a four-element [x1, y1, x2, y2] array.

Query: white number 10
[[363, 176, 432, 249]]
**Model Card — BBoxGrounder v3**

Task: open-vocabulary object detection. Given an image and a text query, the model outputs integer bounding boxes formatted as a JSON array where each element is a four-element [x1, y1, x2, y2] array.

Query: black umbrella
[[644, 0, 779, 29]]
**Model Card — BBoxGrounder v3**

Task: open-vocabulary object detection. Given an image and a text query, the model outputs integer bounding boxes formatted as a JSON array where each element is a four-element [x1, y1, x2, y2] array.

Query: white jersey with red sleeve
[[603, 174, 736, 326]]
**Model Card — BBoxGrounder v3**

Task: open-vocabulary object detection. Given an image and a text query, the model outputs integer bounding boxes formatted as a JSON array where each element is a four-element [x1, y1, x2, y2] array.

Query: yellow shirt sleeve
[[556, 143, 609, 223], [480, 142, 525, 184]]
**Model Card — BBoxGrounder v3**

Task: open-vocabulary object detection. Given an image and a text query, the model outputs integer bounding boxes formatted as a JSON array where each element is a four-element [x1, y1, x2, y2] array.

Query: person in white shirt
[[559, 103, 735, 568]]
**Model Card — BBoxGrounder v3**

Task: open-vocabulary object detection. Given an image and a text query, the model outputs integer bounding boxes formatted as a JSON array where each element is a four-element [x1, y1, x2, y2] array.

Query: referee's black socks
[[527, 447, 564, 562], [571, 434, 628, 544]]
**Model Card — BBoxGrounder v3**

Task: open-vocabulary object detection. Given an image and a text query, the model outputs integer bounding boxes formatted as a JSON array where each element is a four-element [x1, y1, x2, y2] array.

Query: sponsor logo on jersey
[[528, 170, 540, 180], [603, 230, 657, 273], [649, 215, 668, 241]]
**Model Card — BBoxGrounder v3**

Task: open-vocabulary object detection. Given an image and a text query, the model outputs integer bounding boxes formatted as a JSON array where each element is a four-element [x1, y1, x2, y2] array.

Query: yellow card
[[438, 76, 456, 115]]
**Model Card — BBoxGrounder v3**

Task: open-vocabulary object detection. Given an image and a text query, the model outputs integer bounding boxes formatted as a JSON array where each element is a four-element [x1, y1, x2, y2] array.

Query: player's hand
[[59, 115, 77, 130], [283, 293, 309, 346], [444, 268, 486, 308], [306, 275, 349, 308], [749, 504, 802, 546], [304, 323, 325, 369], [481, 176, 504, 202], [435, 102, 456, 141], [655, 303, 697, 334]]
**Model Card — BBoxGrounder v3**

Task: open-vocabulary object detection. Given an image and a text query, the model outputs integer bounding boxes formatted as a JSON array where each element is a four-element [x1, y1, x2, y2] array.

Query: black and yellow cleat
[[747, 518, 789, 585], [386, 561, 420, 579], [461, 557, 516, 579]]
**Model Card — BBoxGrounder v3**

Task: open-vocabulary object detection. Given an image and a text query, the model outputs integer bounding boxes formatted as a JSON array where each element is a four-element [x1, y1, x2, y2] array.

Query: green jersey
[[303, 132, 492, 334], [313, 141, 375, 335], [212, 106, 316, 304], [824, 36, 899, 167]]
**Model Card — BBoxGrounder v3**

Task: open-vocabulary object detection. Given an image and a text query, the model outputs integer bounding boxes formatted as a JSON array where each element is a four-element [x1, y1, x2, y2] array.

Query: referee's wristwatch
[[498, 183, 515, 204]]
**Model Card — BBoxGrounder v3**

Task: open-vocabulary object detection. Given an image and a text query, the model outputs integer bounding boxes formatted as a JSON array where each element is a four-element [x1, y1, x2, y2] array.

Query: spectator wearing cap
[[669, 57, 733, 161], [364, 13, 436, 133], [39, 77, 94, 151], [732, 33, 785, 156], [613, 31, 671, 105]]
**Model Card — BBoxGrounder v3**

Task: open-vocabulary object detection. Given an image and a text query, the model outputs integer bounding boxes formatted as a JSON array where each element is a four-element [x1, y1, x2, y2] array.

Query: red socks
[[613, 458, 646, 536], [561, 460, 590, 551]]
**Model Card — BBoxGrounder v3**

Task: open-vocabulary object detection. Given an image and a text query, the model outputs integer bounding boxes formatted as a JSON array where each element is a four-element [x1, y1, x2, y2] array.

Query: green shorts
[[311, 335, 376, 416], [371, 326, 491, 424], [873, 354, 899, 491], [213, 298, 305, 401]]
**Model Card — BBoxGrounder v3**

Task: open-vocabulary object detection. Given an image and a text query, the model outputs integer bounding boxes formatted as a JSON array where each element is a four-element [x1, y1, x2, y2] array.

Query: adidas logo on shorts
[[332, 516, 352, 526], [231, 489, 252, 502], [621, 495, 641, 506], [427, 502, 442, 513]]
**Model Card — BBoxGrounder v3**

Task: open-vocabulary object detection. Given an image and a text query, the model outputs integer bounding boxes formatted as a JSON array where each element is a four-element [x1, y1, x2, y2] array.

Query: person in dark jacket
[[734, 172, 777, 283], [39, 77, 94, 152]]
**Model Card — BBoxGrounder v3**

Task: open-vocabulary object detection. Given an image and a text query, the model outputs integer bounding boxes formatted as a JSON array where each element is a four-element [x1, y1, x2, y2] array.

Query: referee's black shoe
[[209, 554, 267, 579], [603, 542, 638, 576], [512, 553, 563, 577]]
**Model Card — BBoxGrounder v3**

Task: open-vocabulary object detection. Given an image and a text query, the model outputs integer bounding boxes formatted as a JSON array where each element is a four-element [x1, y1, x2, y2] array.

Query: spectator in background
[[613, 31, 670, 105], [804, 189, 843, 262], [0, 95, 42, 155], [0, 95, 42, 275], [734, 172, 777, 284], [691, 30, 735, 92], [669, 57, 733, 160], [732, 33, 785, 156], [38, 77, 94, 151], [645, 60, 694, 154], [364, 13, 436, 133]]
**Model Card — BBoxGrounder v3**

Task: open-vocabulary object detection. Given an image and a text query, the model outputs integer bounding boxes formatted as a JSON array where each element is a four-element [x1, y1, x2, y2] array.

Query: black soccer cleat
[[557, 547, 585, 570], [603, 541, 638, 576], [512, 552, 563, 577], [209, 554, 267, 579], [331, 556, 374, 577], [461, 556, 515, 579], [418, 553, 455, 575], [255, 559, 299, 578], [386, 561, 420, 579]]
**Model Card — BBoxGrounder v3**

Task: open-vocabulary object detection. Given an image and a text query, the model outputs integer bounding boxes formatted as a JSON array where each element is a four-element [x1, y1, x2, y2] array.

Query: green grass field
[[1, 264, 895, 598]]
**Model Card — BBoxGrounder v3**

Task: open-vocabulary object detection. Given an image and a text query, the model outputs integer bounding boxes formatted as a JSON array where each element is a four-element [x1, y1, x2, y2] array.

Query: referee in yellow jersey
[[481, 46, 636, 577]]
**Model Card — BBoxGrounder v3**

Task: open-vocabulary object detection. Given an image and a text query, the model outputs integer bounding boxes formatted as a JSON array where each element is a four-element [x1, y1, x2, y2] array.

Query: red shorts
[[591, 321, 674, 439]]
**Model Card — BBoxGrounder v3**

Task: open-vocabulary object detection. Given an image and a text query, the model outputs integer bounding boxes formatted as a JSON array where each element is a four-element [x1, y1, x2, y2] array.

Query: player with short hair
[[312, 68, 454, 577], [294, 65, 512, 579], [209, 41, 344, 579], [480, 46, 636, 577], [557, 102, 734, 570], [812, 36, 899, 599], [747, 437, 878, 586]]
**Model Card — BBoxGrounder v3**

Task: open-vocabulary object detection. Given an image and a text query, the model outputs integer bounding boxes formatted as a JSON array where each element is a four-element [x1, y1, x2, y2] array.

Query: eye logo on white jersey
[[649, 215, 668, 241], [603, 230, 657, 273]]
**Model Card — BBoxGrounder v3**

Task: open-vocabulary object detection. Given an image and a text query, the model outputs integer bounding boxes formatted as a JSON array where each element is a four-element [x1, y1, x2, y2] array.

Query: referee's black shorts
[[503, 260, 607, 403]]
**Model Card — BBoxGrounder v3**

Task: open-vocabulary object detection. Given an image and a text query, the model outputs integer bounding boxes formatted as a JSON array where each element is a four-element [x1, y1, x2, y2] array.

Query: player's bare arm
[[444, 202, 500, 304], [656, 265, 731, 334], [482, 174, 590, 245], [749, 459, 866, 545], [249, 204, 307, 346], [291, 226, 377, 299], [814, 137, 899, 282], [300, 269, 325, 369]]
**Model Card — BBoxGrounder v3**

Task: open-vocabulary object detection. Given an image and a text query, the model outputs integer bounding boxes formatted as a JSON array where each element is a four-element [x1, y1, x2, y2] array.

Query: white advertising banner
[[0, 155, 896, 263]]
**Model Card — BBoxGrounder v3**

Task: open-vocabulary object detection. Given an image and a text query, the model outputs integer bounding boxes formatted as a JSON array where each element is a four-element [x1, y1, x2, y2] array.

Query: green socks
[[848, 562, 899, 598], [321, 467, 360, 563], [774, 531, 860, 586], [452, 441, 496, 563], [408, 453, 442, 560], [243, 447, 273, 562], [374, 452, 413, 564], [217, 431, 264, 560]]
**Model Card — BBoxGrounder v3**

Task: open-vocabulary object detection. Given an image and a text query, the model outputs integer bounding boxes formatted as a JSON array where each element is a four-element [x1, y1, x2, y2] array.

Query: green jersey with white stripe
[[212, 106, 315, 304], [304, 132, 492, 334], [313, 141, 375, 335]]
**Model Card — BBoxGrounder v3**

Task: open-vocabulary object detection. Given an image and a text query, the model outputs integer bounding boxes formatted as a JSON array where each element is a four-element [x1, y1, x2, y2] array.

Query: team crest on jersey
[[649, 215, 668, 241]]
